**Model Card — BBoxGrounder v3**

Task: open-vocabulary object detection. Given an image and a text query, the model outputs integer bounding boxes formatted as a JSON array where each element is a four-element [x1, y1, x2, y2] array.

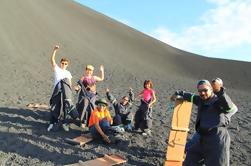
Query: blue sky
[[75, 0, 251, 62]]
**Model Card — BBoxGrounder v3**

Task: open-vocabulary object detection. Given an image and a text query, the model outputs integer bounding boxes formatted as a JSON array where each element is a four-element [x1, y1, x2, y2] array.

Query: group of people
[[48, 45, 237, 165], [47, 45, 157, 142]]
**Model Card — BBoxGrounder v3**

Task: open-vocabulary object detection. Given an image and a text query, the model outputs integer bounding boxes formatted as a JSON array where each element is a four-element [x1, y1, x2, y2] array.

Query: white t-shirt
[[54, 65, 72, 86]]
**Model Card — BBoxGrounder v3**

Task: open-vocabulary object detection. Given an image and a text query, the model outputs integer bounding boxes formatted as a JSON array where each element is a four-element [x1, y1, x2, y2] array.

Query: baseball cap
[[95, 98, 108, 106], [197, 79, 212, 88]]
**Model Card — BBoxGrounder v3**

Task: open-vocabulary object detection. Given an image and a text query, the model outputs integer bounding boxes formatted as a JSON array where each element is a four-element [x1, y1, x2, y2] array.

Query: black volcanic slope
[[0, 0, 250, 165]]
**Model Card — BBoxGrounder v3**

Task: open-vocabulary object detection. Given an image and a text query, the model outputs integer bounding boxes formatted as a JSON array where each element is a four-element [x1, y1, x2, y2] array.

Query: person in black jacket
[[211, 78, 237, 115], [106, 88, 134, 131], [185, 78, 238, 153], [48, 45, 73, 132], [172, 79, 237, 166]]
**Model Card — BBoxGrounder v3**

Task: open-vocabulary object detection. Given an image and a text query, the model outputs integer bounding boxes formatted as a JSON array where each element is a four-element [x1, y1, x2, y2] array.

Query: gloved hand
[[175, 90, 185, 96], [170, 90, 184, 101]]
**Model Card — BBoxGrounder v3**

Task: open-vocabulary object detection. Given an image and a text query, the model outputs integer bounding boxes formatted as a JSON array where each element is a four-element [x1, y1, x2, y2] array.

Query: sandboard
[[65, 134, 93, 146], [164, 100, 193, 166], [26, 103, 49, 109], [68, 123, 86, 132], [65, 154, 127, 166]]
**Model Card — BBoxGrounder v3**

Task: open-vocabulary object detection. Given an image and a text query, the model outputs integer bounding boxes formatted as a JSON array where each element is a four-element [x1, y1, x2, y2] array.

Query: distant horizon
[[75, 0, 251, 62]]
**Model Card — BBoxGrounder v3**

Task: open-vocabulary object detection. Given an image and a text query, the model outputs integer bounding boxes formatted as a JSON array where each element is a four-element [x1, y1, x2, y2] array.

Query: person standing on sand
[[172, 79, 237, 166], [75, 64, 104, 128], [47, 45, 73, 132], [134, 80, 156, 136], [185, 78, 238, 154]]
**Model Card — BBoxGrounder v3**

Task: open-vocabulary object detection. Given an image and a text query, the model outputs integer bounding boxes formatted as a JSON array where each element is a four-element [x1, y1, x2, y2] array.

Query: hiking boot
[[62, 123, 70, 132], [47, 124, 53, 132], [142, 129, 151, 136]]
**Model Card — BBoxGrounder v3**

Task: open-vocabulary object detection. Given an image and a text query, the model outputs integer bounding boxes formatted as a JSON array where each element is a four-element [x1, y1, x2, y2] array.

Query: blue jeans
[[185, 132, 200, 152], [89, 120, 110, 139]]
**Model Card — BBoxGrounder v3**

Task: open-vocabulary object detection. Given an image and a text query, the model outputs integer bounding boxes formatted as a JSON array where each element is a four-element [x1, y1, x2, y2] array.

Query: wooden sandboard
[[165, 100, 192, 166], [26, 103, 49, 109], [65, 134, 93, 146], [65, 154, 127, 166]]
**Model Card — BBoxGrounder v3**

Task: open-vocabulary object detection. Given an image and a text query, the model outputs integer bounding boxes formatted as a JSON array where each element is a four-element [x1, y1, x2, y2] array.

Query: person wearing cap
[[172, 79, 237, 166], [75, 64, 105, 128], [184, 78, 238, 163], [88, 98, 112, 144], [106, 87, 134, 131]]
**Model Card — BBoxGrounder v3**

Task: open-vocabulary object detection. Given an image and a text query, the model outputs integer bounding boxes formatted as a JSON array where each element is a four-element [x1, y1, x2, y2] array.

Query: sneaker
[[62, 123, 69, 132], [47, 124, 53, 132], [125, 124, 132, 131], [81, 123, 86, 129], [142, 129, 151, 136], [111, 126, 125, 133]]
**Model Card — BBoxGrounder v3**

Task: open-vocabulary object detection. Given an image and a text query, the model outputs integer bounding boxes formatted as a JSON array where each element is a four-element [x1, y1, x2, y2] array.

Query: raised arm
[[51, 45, 59, 69], [106, 88, 118, 105], [94, 65, 104, 82], [171, 90, 200, 106], [128, 87, 135, 103]]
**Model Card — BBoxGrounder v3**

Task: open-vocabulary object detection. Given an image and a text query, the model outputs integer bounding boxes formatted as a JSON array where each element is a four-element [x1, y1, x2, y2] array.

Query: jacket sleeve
[[129, 90, 135, 103], [106, 91, 118, 106], [175, 90, 200, 106], [216, 88, 237, 113], [225, 104, 238, 118]]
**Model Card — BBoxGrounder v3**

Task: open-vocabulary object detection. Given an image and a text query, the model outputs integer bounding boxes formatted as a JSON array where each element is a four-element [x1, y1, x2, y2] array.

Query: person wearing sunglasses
[[184, 78, 238, 164], [48, 45, 73, 132], [172, 79, 237, 166], [88, 98, 112, 144], [106, 87, 134, 131], [50, 45, 72, 88]]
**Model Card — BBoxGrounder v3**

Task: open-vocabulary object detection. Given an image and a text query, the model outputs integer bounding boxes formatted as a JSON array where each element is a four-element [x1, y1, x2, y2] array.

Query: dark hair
[[60, 58, 69, 63], [144, 80, 153, 89]]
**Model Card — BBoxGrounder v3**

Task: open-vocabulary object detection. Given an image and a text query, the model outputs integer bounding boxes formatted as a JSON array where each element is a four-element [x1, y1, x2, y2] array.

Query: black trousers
[[184, 127, 230, 166], [134, 100, 152, 130]]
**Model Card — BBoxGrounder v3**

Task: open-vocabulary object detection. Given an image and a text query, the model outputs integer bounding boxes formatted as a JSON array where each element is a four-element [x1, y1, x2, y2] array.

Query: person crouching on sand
[[106, 87, 134, 131], [75, 65, 105, 129], [88, 98, 112, 144], [134, 80, 156, 136]]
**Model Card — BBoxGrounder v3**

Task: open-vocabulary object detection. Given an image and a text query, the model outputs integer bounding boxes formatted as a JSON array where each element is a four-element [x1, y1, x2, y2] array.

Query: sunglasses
[[198, 89, 209, 93], [61, 62, 68, 65]]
